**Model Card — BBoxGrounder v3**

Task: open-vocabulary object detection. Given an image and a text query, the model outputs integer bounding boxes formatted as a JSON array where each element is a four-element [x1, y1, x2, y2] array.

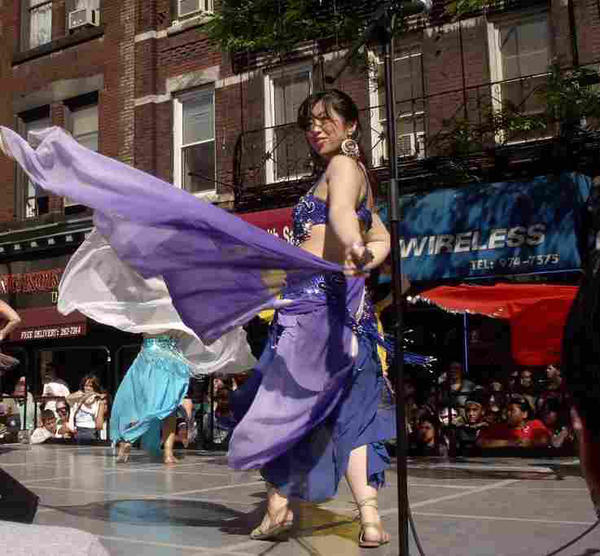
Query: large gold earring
[[341, 134, 360, 159]]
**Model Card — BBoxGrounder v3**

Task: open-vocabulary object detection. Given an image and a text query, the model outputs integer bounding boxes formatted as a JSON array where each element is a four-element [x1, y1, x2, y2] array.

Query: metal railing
[[233, 72, 560, 197]]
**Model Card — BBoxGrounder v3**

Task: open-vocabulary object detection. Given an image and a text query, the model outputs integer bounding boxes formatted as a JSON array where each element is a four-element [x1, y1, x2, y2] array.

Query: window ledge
[[167, 13, 212, 36], [12, 26, 105, 66]]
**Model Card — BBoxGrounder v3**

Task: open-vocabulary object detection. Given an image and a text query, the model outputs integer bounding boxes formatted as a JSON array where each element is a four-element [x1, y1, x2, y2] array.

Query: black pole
[[382, 9, 410, 556]]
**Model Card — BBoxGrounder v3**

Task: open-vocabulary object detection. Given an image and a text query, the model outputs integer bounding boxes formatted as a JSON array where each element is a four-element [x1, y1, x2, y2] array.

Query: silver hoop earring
[[341, 138, 360, 159]]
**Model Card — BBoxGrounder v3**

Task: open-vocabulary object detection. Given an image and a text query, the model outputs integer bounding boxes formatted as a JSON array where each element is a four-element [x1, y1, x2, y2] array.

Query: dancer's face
[[305, 101, 356, 160]]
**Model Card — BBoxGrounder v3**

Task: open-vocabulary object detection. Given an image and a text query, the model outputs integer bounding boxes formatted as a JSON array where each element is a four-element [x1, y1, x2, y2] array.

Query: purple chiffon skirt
[[229, 273, 395, 502]]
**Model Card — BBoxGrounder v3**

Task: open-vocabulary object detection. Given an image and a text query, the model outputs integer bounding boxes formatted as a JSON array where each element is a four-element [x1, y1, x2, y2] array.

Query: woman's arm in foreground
[[0, 301, 21, 341]]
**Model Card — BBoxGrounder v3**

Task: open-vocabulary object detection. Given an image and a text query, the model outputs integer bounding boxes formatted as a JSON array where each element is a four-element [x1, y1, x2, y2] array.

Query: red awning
[[8, 306, 87, 342], [238, 207, 293, 243], [417, 284, 579, 366]]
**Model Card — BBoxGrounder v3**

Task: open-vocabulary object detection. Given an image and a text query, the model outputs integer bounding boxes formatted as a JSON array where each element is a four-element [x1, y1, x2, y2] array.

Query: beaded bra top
[[292, 182, 373, 246]]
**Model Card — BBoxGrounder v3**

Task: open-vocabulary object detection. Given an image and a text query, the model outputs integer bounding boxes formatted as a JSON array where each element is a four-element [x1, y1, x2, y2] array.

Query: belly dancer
[[56, 230, 256, 464], [0, 90, 394, 544], [229, 89, 394, 547]]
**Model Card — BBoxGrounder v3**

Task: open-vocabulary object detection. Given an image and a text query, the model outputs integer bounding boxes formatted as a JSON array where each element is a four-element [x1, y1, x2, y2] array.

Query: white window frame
[[368, 48, 425, 166], [487, 10, 551, 145], [173, 87, 216, 198], [177, 0, 214, 19], [65, 101, 99, 208], [23, 115, 50, 218], [264, 64, 313, 184], [26, 0, 53, 50]]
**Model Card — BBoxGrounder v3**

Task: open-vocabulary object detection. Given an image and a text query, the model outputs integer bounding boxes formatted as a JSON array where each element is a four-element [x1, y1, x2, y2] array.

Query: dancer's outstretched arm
[[0, 301, 21, 341]]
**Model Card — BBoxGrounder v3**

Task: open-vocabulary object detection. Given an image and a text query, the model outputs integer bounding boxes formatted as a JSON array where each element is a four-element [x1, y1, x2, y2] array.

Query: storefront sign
[[0, 268, 63, 294], [385, 172, 591, 281], [8, 306, 87, 342], [17, 323, 87, 341], [238, 207, 294, 244]]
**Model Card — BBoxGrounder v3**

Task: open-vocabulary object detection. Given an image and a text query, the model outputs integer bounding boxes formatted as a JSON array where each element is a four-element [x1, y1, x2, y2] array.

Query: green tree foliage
[[204, 0, 373, 54]]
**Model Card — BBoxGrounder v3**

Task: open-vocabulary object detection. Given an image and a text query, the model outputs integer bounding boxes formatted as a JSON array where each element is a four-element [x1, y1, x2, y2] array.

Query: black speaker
[[0, 468, 39, 523]]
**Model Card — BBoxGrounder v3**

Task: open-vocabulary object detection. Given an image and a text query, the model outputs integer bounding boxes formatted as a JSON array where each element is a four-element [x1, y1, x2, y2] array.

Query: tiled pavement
[[1, 444, 599, 555]]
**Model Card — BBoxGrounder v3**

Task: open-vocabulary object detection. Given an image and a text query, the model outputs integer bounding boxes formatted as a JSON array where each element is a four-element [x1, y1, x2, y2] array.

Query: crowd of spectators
[[0, 366, 109, 444], [406, 360, 574, 456]]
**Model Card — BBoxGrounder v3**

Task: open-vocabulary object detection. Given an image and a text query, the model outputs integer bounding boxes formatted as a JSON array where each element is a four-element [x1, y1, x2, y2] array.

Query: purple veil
[[0, 126, 351, 342]]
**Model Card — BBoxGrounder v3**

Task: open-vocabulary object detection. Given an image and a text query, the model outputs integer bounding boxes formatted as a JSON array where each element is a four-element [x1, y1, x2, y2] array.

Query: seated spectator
[[483, 391, 506, 425], [54, 398, 73, 439], [477, 395, 550, 449], [438, 406, 461, 427], [41, 363, 70, 414], [456, 394, 489, 454], [410, 412, 448, 456], [30, 409, 71, 444], [507, 369, 520, 393], [487, 378, 505, 394], [536, 363, 567, 413], [12, 377, 35, 431], [202, 376, 236, 445], [68, 375, 107, 441], [540, 398, 573, 450], [516, 368, 538, 412], [439, 361, 476, 411]]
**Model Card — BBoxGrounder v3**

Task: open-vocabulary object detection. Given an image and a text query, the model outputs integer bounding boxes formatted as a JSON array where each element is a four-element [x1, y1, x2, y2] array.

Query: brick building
[[0, 0, 599, 400]]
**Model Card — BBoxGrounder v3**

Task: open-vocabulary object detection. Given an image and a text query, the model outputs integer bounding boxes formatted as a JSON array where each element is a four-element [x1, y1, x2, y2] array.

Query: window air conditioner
[[397, 133, 425, 159], [68, 9, 100, 31]]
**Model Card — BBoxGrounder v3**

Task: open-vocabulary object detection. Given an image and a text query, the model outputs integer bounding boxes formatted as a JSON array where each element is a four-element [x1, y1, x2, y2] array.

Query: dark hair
[[508, 394, 530, 415], [297, 89, 360, 137], [41, 409, 55, 421], [562, 251, 600, 435], [297, 89, 378, 201], [80, 374, 101, 393]]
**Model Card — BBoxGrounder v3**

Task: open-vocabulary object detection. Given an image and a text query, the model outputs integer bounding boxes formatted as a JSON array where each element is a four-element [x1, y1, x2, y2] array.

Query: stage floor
[[1, 444, 599, 555]]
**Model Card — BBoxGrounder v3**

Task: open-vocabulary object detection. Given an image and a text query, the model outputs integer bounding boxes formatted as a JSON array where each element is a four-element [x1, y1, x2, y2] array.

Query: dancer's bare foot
[[163, 453, 180, 464], [116, 442, 131, 463]]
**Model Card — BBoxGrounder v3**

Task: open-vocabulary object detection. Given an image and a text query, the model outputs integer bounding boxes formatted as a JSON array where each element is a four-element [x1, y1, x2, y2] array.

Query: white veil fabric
[[58, 230, 256, 376]]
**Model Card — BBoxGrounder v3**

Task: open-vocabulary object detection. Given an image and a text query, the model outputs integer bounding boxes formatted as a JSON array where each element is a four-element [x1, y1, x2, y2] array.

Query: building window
[[370, 46, 425, 166], [65, 97, 98, 208], [265, 67, 312, 183], [488, 13, 551, 142], [69, 103, 99, 152], [22, 0, 53, 51], [177, 0, 214, 19], [19, 110, 50, 218], [173, 89, 216, 195]]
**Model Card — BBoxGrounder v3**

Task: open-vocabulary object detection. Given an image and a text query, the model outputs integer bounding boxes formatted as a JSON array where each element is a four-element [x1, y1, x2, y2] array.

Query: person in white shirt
[[68, 375, 106, 442], [30, 409, 63, 444], [41, 363, 70, 414]]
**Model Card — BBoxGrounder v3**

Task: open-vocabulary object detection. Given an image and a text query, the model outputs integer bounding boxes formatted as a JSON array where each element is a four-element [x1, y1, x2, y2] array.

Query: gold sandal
[[357, 497, 390, 549], [250, 507, 293, 540]]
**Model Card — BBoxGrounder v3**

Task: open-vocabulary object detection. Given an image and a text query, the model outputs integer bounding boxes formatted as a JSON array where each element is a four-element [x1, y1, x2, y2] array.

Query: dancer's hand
[[344, 242, 373, 276]]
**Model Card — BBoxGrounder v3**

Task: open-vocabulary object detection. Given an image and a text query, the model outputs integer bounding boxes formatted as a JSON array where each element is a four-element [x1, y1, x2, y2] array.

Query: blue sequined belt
[[280, 272, 385, 349], [283, 271, 347, 302]]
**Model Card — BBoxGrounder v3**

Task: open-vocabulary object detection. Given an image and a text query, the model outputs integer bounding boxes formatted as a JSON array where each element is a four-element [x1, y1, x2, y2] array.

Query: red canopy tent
[[417, 283, 579, 366]]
